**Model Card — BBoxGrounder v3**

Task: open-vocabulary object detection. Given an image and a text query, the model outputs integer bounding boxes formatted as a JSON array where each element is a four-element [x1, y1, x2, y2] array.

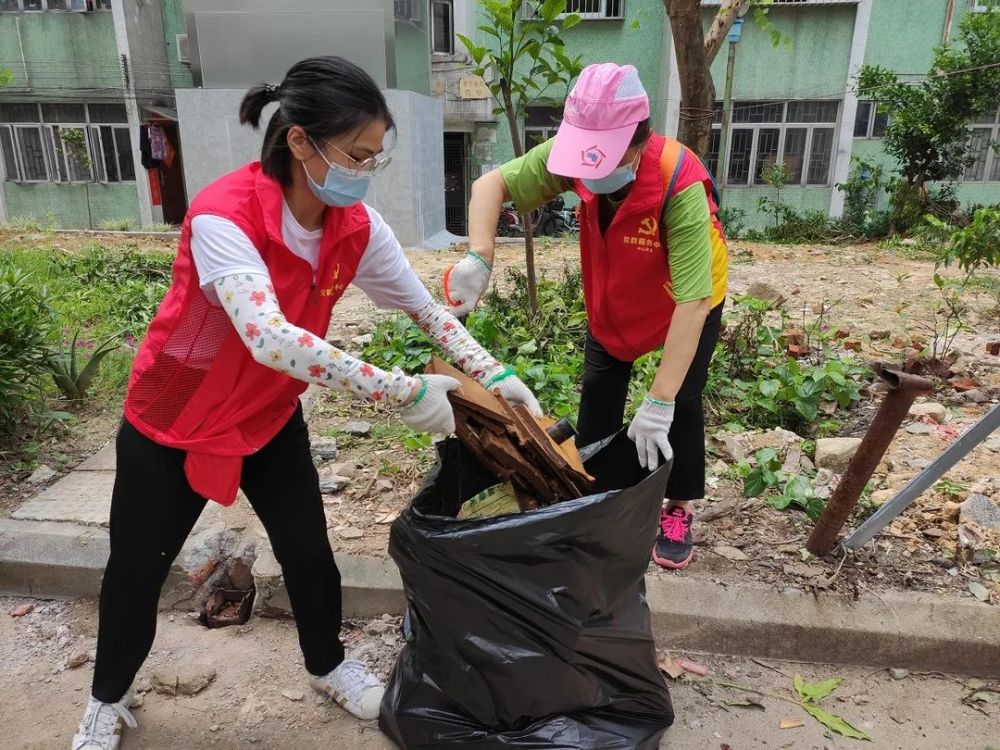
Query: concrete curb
[[4, 525, 996, 677]]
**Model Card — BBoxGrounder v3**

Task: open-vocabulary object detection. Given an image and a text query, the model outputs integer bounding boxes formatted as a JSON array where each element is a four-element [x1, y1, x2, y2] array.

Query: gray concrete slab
[[11, 471, 115, 526], [75, 442, 115, 472]]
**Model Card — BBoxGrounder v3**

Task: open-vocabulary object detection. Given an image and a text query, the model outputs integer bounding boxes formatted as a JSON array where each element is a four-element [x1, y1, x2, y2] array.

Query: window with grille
[[706, 100, 840, 187], [523, 0, 625, 20], [0, 0, 107, 10], [962, 107, 1000, 183], [0, 102, 134, 184], [524, 105, 562, 151], [431, 0, 454, 54]]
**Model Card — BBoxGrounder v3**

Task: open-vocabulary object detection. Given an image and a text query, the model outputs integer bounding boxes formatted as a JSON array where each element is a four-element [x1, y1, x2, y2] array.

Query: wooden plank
[[480, 430, 556, 504], [427, 356, 506, 419]]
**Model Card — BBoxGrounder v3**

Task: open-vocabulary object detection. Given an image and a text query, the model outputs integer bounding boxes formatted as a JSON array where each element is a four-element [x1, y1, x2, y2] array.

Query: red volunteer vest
[[124, 162, 370, 505], [573, 132, 724, 362]]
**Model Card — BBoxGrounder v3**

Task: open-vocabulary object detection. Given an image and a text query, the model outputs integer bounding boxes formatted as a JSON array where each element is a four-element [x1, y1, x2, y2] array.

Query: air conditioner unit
[[176, 34, 191, 65]]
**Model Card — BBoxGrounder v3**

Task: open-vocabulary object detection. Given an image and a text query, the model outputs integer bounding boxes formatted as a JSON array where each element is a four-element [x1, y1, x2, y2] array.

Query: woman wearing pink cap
[[444, 63, 729, 570]]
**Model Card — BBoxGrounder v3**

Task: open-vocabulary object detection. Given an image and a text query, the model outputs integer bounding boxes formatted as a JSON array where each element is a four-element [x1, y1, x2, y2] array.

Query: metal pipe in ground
[[844, 403, 1000, 551], [806, 368, 934, 555]]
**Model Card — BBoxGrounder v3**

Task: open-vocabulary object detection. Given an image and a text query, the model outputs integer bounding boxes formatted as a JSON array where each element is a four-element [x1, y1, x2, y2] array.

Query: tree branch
[[704, 0, 751, 64]]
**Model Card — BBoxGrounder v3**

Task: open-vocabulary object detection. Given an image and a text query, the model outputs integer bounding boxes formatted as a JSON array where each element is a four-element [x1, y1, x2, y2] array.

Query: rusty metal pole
[[806, 368, 934, 555]]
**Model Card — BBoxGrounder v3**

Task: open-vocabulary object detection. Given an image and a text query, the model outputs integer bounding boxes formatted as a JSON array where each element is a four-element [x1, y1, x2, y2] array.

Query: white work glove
[[627, 395, 675, 471], [443, 250, 492, 317], [482, 367, 543, 417], [399, 374, 460, 435]]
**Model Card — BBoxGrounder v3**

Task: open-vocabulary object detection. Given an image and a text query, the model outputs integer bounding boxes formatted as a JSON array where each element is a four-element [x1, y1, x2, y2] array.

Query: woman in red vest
[[72, 56, 539, 749], [445, 63, 728, 573]]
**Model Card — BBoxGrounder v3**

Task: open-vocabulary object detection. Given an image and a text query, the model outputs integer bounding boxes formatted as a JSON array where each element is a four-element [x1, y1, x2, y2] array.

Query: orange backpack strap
[[657, 138, 687, 257], [659, 136, 687, 208]]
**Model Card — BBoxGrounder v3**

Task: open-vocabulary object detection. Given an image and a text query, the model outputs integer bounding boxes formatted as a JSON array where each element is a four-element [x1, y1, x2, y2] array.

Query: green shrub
[[365, 272, 871, 432], [0, 264, 53, 436], [933, 207, 999, 272], [717, 206, 748, 240]]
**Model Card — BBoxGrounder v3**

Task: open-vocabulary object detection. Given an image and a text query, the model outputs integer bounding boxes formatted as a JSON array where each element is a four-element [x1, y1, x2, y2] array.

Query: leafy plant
[[836, 157, 890, 237], [922, 272, 971, 362], [458, 0, 583, 315], [59, 128, 95, 229], [0, 265, 53, 437], [706, 298, 871, 433], [47, 330, 122, 401], [757, 162, 792, 230], [717, 205, 748, 241], [934, 207, 1000, 273], [740, 448, 826, 521]]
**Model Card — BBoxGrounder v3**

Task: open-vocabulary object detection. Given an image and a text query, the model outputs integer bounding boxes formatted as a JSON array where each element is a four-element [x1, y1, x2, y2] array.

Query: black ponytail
[[238, 57, 395, 187], [239, 83, 280, 129]]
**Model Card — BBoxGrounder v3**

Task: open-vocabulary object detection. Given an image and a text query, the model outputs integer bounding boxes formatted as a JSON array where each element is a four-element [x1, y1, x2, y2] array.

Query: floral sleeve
[[409, 302, 505, 383], [215, 273, 415, 406]]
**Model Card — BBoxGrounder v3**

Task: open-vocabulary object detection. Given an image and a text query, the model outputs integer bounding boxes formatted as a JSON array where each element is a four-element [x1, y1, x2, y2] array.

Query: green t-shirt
[[499, 139, 713, 304]]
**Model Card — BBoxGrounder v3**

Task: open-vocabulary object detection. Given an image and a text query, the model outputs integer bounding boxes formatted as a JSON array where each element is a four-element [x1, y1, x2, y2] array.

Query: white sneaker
[[71, 687, 137, 750], [310, 659, 385, 721]]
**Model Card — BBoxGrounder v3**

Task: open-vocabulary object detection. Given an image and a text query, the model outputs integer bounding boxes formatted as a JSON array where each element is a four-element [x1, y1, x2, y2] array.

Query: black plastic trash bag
[[380, 431, 674, 749]]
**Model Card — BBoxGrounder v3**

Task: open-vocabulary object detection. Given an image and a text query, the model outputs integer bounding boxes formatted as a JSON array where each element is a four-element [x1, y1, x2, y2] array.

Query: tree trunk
[[501, 84, 538, 317], [664, 0, 716, 157], [704, 0, 750, 64]]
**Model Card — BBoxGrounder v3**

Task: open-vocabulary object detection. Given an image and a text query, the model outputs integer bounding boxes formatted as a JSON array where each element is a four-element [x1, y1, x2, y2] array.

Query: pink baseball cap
[[547, 63, 650, 179]]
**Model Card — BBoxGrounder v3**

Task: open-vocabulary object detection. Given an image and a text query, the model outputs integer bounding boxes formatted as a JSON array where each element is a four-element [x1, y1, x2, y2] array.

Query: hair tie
[[264, 83, 281, 101]]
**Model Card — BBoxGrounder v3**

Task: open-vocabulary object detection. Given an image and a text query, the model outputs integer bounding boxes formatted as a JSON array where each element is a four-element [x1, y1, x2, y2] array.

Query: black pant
[[92, 405, 343, 703], [576, 303, 724, 502]]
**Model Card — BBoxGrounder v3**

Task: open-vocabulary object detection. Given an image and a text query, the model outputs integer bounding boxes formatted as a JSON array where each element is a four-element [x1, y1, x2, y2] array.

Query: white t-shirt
[[190, 202, 433, 312]]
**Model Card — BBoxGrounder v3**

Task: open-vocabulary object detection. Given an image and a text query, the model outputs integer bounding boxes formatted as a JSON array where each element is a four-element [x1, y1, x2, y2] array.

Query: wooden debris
[[426, 356, 593, 508]]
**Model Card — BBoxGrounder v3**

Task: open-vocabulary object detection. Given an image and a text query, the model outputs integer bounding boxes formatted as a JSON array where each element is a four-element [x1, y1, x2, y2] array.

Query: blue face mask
[[583, 164, 636, 195], [302, 145, 371, 207]]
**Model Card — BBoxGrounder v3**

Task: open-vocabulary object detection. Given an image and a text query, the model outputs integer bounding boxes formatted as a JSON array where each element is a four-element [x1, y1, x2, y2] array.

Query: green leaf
[[768, 494, 794, 510], [801, 701, 871, 741], [562, 12, 582, 30], [744, 471, 767, 498], [759, 379, 781, 398], [793, 398, 819, 422], [755, 447, 779, 467], [456, 33, 486, 64], [794, 674, 843, 703], [784, 474, 812, 502]]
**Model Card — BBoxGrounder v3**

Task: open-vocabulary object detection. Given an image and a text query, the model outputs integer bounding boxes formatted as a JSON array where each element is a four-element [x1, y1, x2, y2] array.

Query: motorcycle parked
[[535, 196, 579, 236]]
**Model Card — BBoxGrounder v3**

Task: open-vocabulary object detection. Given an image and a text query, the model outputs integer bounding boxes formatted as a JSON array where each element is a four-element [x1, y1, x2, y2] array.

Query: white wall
[[175, 88, 445, 246]]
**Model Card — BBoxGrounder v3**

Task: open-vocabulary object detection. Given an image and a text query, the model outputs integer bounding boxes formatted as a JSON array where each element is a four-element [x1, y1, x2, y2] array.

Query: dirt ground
[[4, 236, 1000, 602], [1, 595, 996, 750], [307, 239, 1000, 602]]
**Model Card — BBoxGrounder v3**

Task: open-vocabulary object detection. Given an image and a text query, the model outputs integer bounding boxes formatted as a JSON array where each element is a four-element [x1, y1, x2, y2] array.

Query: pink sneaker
[[652, 506, 694, 570]]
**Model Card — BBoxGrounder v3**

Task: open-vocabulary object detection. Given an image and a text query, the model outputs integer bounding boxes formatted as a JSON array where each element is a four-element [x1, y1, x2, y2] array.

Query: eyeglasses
[[322, 139, 392, 176]]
